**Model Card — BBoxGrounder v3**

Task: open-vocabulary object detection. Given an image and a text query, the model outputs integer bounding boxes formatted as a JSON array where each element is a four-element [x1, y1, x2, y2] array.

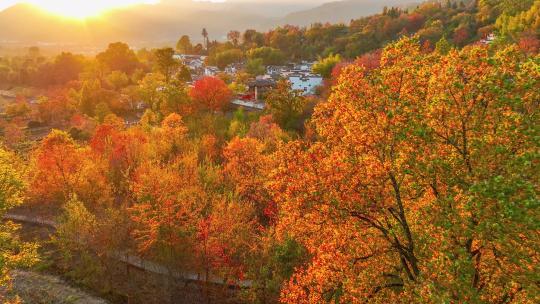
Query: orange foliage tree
[[270, 37, 539, 303], [153, 113, 188, 162], [247, 114, 288, 152], [90, 119, 148, 201], [28, 129, 113, 209], [130, 156, 205, 268], [195, 197, 256, 286], [223, 137, 276, 223], [29, 130, 85, 205]]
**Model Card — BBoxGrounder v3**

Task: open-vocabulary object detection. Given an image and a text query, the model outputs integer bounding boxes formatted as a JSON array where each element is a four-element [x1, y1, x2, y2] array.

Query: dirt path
[[10, 269, 109, 304]]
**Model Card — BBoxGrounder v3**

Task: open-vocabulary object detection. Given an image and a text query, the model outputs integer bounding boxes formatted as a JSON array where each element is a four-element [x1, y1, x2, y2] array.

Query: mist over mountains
[[0, 0, 419, 46]]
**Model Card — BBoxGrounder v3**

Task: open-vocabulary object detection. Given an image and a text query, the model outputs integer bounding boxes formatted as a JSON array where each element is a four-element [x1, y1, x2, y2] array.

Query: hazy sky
[[0, 0, 331, 11], [0, 1, 161, 18], [0, 0, 155, 10]]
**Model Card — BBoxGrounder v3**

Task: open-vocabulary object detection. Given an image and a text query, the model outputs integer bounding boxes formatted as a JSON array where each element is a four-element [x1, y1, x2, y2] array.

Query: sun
[[27, 0, 160, 19]]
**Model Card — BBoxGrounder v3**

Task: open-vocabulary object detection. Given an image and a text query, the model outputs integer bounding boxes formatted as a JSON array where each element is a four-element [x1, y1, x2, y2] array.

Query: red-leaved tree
[[189, 76, 232, 112]]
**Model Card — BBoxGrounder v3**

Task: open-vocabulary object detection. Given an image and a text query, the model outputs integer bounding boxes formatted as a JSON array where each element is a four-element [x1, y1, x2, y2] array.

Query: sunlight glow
[[26, 0, 160, 19]]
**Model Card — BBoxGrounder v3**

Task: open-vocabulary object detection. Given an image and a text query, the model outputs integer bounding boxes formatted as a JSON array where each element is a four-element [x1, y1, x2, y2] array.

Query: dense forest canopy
[[0, 0, 538, 303]]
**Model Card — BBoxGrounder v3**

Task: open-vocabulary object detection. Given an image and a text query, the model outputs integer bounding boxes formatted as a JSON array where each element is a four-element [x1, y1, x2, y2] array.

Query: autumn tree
[[97, 42, 140, 74], [247, 115, 288, 152], [1, 122, 25, 149], [4, 99, 31, 119], [105, 70, 130, 90], [518, 31, 540, 54], [52, 196, 103, 287], [435, 35, 453, 54], [130, 156, 205, 271], [36, 88, 78, 127], [271, 37, 540, 303], [0, 147, 39, 302], [77, 79, 114, 117], [49, 52, 84, 85], [195, 197, 256, 293], [244, 233, 307, 304], [90, 122, 147, 201], [138, 73, 192, 118], [243, 29, 265, 49], [29, 130, 85, 205], [189, 76, 232, 112], [411, 44, 540, 303], [176, 35, 193, 54], [153, 113, 188, 162], [227, 30, 241, 47], [223, 137, 275, 223], [453, 25, 471, 46], [138, 73, 167, 115], [177, 64, 192, 82]]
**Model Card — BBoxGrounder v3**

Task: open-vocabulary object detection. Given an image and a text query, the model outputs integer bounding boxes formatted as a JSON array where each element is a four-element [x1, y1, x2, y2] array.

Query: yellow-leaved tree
[[0, 147, 39, 303]]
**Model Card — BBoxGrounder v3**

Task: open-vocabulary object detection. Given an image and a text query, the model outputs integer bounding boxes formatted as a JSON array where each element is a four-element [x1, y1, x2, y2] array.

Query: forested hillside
[[0, 0, 538, 303]]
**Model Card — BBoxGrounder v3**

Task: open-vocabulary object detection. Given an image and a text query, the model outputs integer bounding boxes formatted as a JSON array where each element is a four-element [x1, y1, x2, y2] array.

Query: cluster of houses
[[264, 62, 323, 96], [173, 54, 207, 79], [233, 63, 323, 110], [173, 54, 324, 111]]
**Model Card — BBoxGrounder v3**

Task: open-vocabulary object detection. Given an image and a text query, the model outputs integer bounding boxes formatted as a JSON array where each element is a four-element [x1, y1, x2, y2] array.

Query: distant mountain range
[[279, 0, 418, 26], [0, 0, 420, 46]]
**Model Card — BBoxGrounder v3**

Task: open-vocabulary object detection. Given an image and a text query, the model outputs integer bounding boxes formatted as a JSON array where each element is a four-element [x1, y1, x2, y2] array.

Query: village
[[0, 52, 324, 138], [174, 53, 323, 110]]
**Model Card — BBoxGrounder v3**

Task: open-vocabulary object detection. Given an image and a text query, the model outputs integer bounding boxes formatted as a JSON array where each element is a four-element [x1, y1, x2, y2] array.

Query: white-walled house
[[173, 54, 207, 70], [288, 73, 323, 95], [204, 66, 219, 76], [266, 65, 287, 76], [225, 63, 245, 75], [294, 62, 314, 72]]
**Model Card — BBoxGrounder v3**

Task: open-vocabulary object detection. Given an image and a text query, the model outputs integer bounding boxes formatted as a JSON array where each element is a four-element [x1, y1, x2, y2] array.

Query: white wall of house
[[288, 74, 323, 95], [205, 66, 219, 76]]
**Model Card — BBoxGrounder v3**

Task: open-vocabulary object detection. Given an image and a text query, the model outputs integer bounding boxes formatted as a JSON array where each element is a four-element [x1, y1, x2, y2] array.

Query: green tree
[[202, 28, 209, 51], [78, 80, 102, 116], [94, 102, 112, 123], [435, 36, 453, 54], [177, 64, 192, 82], [245, 237, 307, 304], [247, 47, 286, 66], [312, 53, 341, 78], [212, 49, 244, 70], [243, 29, 265, 49], [154, 47, 179, 83], [52, 196, 105, 288], [265, 80, 307, 130], [246, 58, 265, 76]]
